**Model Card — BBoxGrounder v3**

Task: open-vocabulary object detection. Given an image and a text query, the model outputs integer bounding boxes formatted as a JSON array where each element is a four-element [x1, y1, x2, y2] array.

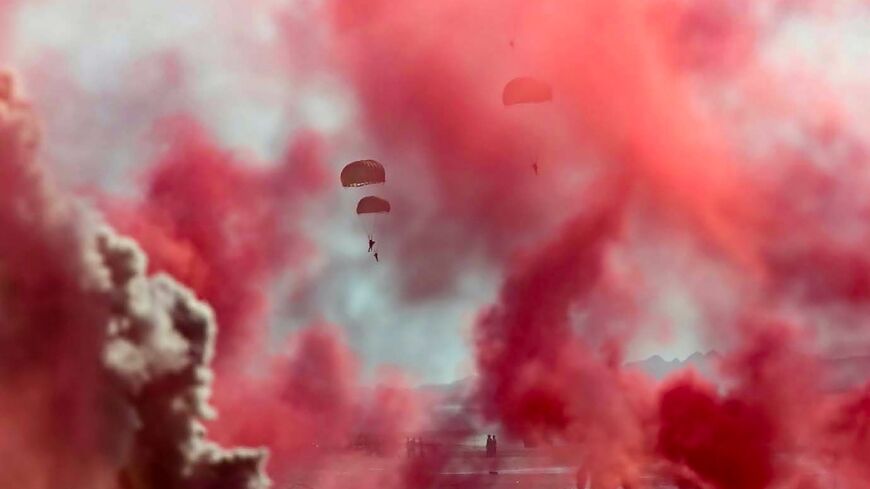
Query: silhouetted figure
[[532, 162, 539, 175], [374, 252, 379, 262], [487, 434, 498, 474], [368, 236, 375, 252]]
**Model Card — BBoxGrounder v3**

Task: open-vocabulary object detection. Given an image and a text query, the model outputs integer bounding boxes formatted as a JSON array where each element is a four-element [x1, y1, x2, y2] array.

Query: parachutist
[[374, 252, 379, 262], [340, 160, 391, 249], [532, 162, 539, 175]]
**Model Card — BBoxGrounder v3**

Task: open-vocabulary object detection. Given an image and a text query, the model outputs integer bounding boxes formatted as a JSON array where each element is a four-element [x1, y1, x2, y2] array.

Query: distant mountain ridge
[[624, 350, 722, 381], [626, 351, 870, 389], [419, 351, 870, 395]]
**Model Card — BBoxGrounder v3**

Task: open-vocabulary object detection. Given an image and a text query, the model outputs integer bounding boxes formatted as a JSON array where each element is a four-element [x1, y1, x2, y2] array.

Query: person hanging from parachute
[[502, 76, 552, 175], [356, 196, 390, 262], [340, 159, 390, 258]]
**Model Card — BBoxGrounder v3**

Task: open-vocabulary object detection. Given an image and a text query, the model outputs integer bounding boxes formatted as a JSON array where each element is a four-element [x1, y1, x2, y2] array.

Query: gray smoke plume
[[0, 70, 270, 489], [102, 234, 271, 489]]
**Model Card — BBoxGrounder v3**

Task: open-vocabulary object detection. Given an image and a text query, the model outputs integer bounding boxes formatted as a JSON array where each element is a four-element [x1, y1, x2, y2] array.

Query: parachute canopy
[[341, 159, 386, 187], [356, 196, 391, 215], [502, 77, 553, 106]]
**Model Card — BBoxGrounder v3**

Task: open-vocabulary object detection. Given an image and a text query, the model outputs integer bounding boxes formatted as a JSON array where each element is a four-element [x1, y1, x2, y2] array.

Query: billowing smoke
[[321, 0, 870, 487], [94, 102, 426, 486], [4, 0, 870, 488], [103, 115, 329, 372], [0, 73, 268, 488]]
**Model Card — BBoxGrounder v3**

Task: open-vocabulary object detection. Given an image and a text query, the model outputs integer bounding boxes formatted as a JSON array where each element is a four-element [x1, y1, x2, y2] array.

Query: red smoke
[[106, 115, 328, 371], [324, 0, 772, 296], [210, 324, 359, 467], [316, 0, 870, 487], [325, 0, 588, 299], [4, 0, 870, 488], [102, 114, 431, 487], [474, 192, 629, 435], [0, 71, 268, 489], [655, 321, 812, 489], [210, 325, 425, 485], [658, 379, 774, 489], [0, 73, 119, 489]]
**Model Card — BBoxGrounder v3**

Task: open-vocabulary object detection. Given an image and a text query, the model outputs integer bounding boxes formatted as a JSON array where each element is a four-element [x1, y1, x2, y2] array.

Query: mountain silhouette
[[419, 351, 870, 395]]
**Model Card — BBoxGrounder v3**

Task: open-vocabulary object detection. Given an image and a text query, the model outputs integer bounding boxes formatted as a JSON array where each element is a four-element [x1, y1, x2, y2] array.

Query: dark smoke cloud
[[0, 72, 268, 489]]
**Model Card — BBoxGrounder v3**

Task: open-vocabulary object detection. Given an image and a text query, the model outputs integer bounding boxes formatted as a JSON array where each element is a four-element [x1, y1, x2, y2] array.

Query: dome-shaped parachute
[[502, 77, 553, 106], [341, 161, 390, 260], [341, 159, 386, 187], [356, 196, 391, 215]]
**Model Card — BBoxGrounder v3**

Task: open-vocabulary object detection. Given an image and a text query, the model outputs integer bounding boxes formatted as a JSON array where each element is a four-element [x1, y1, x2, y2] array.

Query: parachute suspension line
[[355, 195, 390, 253], [358, 216, 373, 240], [533, 130, 544, 175], [501, 0, 553, 177], [510, 6, 518, 49], [510, 0, 524, 50], [532, 144, 540, 175], [340, 160, 391, 259], [358, 211, 383, 244]]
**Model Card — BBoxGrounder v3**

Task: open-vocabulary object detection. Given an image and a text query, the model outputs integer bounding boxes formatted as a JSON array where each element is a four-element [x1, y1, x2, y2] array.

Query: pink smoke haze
[[105, 116, 329, 371], [2, 0, 870, 488]]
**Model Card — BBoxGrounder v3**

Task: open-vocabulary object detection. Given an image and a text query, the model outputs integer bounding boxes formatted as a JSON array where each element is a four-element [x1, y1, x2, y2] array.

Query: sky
[[1, 1, 870, 383], [7, 0, 491, 384]]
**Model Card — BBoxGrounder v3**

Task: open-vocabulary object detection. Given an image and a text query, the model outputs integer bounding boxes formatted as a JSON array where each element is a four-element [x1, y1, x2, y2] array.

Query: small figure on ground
[[487, 434, 499, 474]]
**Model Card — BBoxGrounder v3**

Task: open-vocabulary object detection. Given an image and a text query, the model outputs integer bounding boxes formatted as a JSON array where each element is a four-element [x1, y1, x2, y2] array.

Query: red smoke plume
[[319, 0, 870, 487], [211, 324, 360, 468], [0, 73, 266, 489], [210, 325, 425, 486], [106, 115, 328, 371], [103, 113, 430, 487], [325, 0, 590, 299], [4, 0, 870, 488], [0, 71, 122, 489], [658, 380, 774, 489]]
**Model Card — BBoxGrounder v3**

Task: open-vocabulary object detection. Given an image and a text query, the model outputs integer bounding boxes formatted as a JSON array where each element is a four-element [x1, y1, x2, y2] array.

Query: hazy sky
[[5, 0, 870, 384]]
